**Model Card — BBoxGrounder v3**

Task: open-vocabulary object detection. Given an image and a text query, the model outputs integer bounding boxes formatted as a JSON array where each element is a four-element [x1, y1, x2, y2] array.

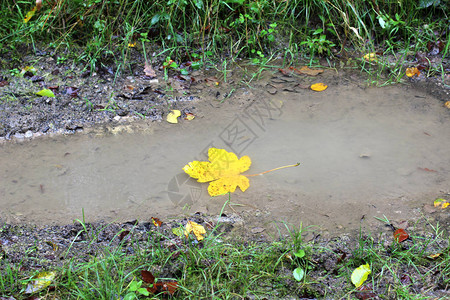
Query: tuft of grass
[[1, 213, 448, 299], [0, 0, 447, 84]]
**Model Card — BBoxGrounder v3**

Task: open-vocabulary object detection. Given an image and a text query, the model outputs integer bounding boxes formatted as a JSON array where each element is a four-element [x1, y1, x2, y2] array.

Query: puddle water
[[1, 77, 449, 233]]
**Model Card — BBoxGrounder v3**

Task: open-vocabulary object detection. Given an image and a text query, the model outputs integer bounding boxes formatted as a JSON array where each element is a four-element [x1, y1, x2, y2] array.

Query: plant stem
[[245, 163, 300, 177]]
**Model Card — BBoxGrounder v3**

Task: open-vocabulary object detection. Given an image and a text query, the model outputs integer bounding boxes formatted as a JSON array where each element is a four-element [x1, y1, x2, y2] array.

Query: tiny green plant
[[123, 280, 150, 300]]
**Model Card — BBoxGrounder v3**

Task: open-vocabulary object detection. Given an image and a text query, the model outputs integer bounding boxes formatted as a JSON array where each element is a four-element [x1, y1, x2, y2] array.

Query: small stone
[[14, 133, 25, 139], [24, 130, 33, 138], [251, 227, 265, 234]]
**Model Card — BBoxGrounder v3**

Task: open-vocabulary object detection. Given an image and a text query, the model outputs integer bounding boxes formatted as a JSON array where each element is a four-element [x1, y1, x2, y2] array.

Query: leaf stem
[[245, 163, 300, 177]]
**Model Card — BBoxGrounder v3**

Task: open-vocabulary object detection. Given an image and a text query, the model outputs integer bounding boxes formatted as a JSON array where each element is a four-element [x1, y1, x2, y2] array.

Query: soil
[[1, 46, 450, 299], [0, 212, 449, 299], [0, 47, 449, 141]]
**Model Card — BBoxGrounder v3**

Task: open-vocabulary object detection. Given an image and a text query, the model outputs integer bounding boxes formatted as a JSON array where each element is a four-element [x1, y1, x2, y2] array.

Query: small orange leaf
[[406, 67, 420, 77], [185, 113, 195, 120], [152, 217, 162, 227], [310, 83, 328, 92], [394, 228, 409, 243], [444, 101, 450, 109]]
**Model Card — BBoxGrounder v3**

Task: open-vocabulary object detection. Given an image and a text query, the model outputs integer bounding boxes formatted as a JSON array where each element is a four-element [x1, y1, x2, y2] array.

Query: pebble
[[24, 130, 33, 138], [14, 133, 25, 139]]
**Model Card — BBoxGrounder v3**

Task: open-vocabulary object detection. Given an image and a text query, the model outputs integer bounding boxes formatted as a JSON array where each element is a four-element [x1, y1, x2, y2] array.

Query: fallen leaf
[[418, 167, 437, 173], [294, 66, 324, 76], [172, 226, 184, 237], [405, 67, 420, 77], [185, 113, 195, 120], [310, 83, 328, 92], [25, 271, 56, 293], [0, 77, 9, 87], [183, 148, 251, 196], [167, 110, 181, 124], [141, 270, 155, 284], [65, 86, 79, 98], [148, 281, 178, 295], [355, 284, 378, 300], [351, 264, 371, 288], [45, 241, 58, 251], [24, 6, 37, 23], [152, 217, 162, 227], [434, 198, 449, 209], [144, 62, 156, 78], [36, 89, 55, 97], [444, 101, 450, 109], [20, 66, 37, 77], [278, 68, 292, 76], [363, 53, 377, 62], [119, 230, 130, 241], [184, 221, 206, 241], [394, 228, 409, 243], [400, 274, 412, 285], [426, 253, 442, 259]]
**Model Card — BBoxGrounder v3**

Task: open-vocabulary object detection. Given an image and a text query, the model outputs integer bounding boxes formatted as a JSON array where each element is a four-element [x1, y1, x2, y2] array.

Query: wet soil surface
[[0, 49, 449, 141], [0, 211, 449, 299]]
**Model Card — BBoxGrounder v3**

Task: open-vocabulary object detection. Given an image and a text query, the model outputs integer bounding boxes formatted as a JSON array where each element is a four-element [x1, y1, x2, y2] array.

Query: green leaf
[[172, 226, 184, 237], [293, 249, 305, 258], [293, 267, 304, 281], [36, 89, 55, 97], [123, 293, 137, 300], [137, 287, 150, 296], [151, 14, 160, 26], [128, 280, 140, 292], [351, 264, 371, 287], [378, 16, 386, 29]]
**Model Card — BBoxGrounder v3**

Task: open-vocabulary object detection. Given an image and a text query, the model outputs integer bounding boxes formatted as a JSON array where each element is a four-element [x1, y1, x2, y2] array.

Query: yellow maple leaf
[[184, 221, 206, 241], [183, 148, 251, 196]]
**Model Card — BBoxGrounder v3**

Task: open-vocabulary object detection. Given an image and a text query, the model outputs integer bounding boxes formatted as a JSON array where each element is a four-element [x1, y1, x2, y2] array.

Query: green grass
[[0, 0, 447, 85], [0, 213, 449, 299]]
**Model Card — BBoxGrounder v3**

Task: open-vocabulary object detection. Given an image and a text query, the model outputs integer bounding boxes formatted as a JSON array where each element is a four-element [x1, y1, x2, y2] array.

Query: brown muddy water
[[1, 73, 449, 234]]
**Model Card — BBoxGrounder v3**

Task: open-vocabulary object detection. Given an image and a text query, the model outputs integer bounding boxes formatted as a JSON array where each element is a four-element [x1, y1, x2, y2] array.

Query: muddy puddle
[[1, 71, 449, 234]]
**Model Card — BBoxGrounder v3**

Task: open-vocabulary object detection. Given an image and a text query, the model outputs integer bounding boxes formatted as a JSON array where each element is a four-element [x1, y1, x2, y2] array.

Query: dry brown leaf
[[144, 62, 156, 78], [295, 66, 324, 76]]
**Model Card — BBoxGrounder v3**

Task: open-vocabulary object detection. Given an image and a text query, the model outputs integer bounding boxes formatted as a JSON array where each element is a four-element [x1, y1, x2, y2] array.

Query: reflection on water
[[1, 83, 449, 230]]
